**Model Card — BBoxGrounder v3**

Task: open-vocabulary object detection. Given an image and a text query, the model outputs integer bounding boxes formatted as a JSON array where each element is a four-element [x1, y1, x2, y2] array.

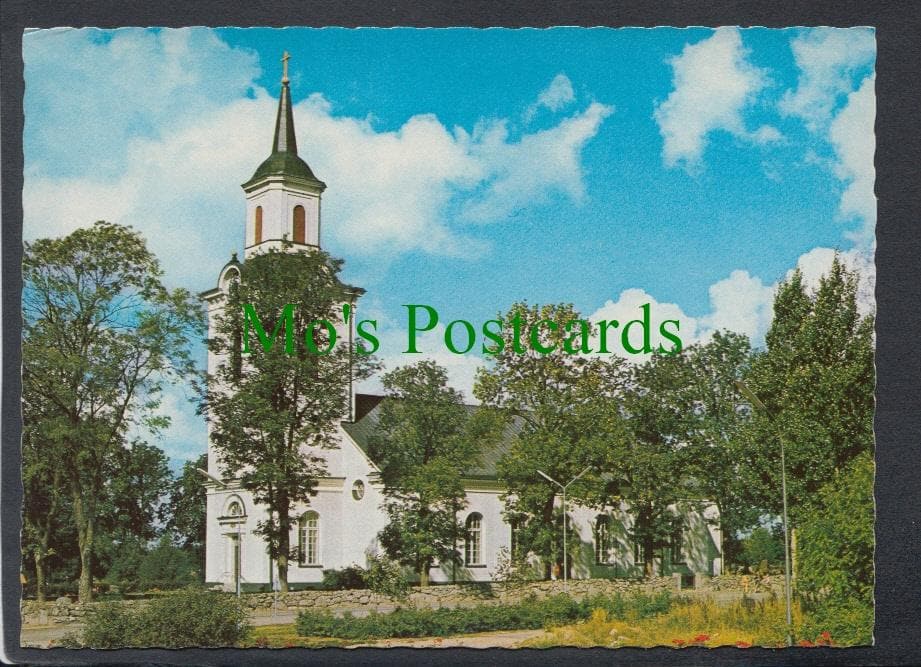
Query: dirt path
[[352, 628, 546, 649]]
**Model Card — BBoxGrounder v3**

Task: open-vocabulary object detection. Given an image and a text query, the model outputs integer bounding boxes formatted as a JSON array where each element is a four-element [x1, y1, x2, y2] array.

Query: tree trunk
[[277, 513, 290, 593], [34, 551, 46, 603], [419, 564, 429, 588], [72, 494, 94, 603]]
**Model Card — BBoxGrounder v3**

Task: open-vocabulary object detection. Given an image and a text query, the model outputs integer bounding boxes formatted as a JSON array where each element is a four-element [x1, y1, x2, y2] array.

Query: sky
[[22, 27, 876, 466]]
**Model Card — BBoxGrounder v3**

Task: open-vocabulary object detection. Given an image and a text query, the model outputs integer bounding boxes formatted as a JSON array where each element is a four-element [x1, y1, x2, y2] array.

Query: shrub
[[492, 547, 539, 588], [363, 553, 409, 600], [296, 591, 674, 640], [77, 586, 250, 648], [322, 565, 367, 590]]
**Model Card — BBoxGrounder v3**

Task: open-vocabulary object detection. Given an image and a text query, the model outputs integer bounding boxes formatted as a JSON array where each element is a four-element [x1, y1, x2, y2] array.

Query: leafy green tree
[[798, 451, 874, 607], [475, 302, 631, 577], [161, 454, 209, 577], [368, 361, 476, 586], [738, 526, 784, 573], [741, 256, 874, 525], [615, 350, 697, 575], [208, 246, 376, 592], [21, 391, 70, 601], [667, 332, 756, 566], [22, 221, 204, 602]]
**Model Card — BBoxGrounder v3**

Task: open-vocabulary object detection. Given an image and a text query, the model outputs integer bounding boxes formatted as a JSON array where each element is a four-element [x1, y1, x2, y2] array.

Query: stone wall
[[20, 574, 783, 627]]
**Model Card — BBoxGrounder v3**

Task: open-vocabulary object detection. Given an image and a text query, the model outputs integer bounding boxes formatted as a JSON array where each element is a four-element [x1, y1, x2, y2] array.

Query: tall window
[[254, 206, 263, 244], [594, 515, 612, 564], [299, 511, 319, 566], [293, 205, 306, 244], [465, 513, 483, 566]]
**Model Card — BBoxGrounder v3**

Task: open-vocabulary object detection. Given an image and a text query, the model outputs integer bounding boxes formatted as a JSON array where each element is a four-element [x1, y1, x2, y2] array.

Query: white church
[[202, 58, 723, 593]]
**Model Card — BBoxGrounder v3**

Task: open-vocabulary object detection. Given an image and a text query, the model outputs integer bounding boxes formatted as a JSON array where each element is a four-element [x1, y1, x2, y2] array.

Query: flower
[[693, 634, 710, 642], [797, 639, 815, 647], [671, 639, 686, 646], [735, 641, 752, 648]]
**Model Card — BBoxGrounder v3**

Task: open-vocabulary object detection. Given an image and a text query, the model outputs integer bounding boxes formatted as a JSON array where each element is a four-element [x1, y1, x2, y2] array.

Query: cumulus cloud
[[524, 73, 576, 121], [779, 28, 876, 130], [24, 31, 613, 285], [780, 28, 876, 249], [828, 75, 876, 247], [24, 27, 261, 180], [654, 28, 774, 170]]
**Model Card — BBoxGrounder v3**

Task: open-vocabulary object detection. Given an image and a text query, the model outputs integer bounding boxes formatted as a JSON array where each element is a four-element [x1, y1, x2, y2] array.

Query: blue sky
[[22, 27, 876, 465]]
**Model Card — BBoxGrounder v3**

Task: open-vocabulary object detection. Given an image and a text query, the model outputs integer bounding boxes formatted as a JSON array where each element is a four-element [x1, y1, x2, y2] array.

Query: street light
[[195, 468, 242, 598], [735, 380, 793, 647], [537, 466, 592, 589]]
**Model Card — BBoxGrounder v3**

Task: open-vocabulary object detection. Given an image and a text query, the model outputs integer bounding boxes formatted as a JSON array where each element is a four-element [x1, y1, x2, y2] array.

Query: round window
[[351, 480, 365, 501]]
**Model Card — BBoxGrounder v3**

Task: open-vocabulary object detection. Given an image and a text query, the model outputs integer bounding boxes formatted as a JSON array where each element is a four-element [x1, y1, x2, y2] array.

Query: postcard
[[16, 25, 877, 653]]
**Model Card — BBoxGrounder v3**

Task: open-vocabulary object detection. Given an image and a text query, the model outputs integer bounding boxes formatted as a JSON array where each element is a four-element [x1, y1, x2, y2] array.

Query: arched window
[[465, 513, 483, 566], [227, 501, 243, 517], [254, 206, 263, 244], [594, 515, 612, 564], [292, 205, 306, 244], [299, 511, 319, 566]]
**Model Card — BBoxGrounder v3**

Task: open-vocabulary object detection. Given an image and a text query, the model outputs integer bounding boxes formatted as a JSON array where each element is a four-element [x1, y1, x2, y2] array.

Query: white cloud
[[524, 73, 576, 121], [24, 27, 260, 180], [654, 28, 772, 170], [780, 29, 876, 250], [586, 289, 699, 361], [779, 28, 875, 131], [24, 32, 613, 283], [698, 270, 774, 342], [829, 75, 876, 248], [462, 102, 613, 222]]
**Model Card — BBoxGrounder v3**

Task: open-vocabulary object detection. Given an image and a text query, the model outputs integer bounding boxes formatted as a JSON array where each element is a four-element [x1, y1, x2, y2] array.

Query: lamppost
[[196, 468, 242, 598], [537, 466, 592, 589], [734, 380, 793, 647]]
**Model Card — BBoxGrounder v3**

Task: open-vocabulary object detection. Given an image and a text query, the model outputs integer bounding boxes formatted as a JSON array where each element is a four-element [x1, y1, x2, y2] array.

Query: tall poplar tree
[[740, 256, 874, 524]]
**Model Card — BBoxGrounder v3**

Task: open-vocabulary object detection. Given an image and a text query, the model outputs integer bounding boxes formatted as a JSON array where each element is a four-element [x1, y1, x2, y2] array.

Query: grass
[[521, 596, 846, 648], [240, 624, 349, 648]]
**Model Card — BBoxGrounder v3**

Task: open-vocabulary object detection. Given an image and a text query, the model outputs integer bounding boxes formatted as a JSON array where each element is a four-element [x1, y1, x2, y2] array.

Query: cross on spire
[[281, 51, 291, 84]]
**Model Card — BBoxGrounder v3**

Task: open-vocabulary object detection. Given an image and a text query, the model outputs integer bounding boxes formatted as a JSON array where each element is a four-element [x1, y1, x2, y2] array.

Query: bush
[[296, 591, 674, 640], [322, 565, 367, 590], [363, 553, 409, 600], [76, 586, 250, 648]]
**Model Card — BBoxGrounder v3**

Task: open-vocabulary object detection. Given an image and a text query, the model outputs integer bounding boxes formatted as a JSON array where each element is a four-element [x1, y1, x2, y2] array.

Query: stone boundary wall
[[21, 574, 784, 627]]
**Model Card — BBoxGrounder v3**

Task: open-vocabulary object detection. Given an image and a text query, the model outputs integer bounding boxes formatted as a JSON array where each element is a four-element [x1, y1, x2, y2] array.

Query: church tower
[[242, 51, 325, 257]]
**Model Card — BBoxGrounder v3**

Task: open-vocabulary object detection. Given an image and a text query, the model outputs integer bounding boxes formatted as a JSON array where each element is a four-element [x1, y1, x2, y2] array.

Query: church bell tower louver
[[242, 52, 326, 258]]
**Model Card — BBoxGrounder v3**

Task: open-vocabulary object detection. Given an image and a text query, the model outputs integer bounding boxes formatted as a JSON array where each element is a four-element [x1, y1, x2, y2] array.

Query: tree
[[161, 454, 209, 578], [797, 452, 874, 645], [738, 526, 784, 573], [208, 246, 376, 592], [614, 350, 697, 576], [21, 395, 69, 601], [741, 256, 874, 525], [368, 361, 476, 586], [475, 302, 631, 577], [667, 332, 757, 566], [22, 221, 203, 602]]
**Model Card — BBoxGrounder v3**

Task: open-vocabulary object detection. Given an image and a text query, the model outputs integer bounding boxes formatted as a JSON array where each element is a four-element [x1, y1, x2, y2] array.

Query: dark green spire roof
[[243, 72, 326, 191]]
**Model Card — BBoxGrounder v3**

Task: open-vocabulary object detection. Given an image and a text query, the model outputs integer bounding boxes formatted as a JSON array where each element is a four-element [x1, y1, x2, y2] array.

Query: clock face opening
[[352, 479, 365, 501]]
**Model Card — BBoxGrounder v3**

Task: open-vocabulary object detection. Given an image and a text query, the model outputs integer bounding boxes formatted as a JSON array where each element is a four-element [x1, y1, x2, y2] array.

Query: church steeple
[[242, 52, 325, 257], [272, 52, 298, 155]]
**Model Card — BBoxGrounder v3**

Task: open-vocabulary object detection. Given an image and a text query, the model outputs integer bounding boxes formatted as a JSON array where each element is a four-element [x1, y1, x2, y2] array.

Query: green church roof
[[243, 70, 325, 191]]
